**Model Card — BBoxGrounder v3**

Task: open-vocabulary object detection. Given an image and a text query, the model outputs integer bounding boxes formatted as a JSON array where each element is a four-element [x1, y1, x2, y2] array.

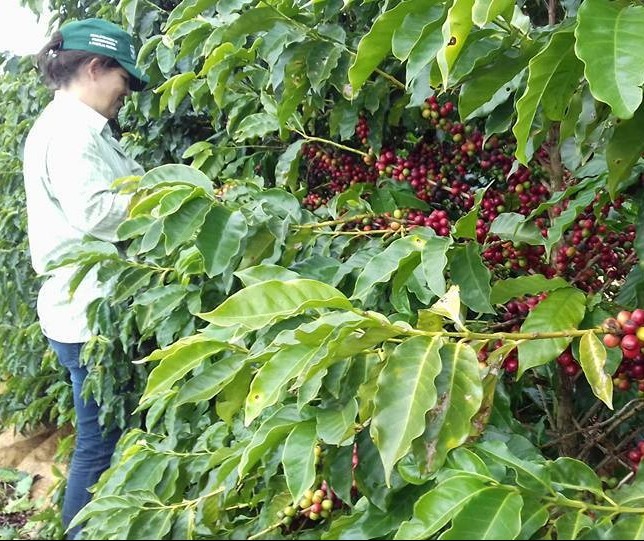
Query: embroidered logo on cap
[[130, 44, 136, 60], [88, 33, 118, 51]]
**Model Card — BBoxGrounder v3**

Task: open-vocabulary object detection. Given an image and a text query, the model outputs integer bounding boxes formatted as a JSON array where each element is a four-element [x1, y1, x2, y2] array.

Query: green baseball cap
[[60, 18, 149, 91]]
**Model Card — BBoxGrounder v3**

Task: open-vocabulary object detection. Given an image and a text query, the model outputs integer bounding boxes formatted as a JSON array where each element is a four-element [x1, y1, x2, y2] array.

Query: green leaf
[[448, 243, 494, 314], [490, 275, 569, 305], [216, 364, 253, 425], [352, 235, 425, 303], [297, 320, 400, 388], [130, 223, 164, 262], [616, 265, 644, 308], [234, 112, 280, 142], [348, 0, 438, 95], [49, 241, 119, 269], [132, 284, 187, 333], [117, 215, 155, 239], [175, 245, 204, 277], [371, 336, 443, 485], [156, 39, 176, 75], [406, 11, 446, 84], [390, 251, 422, 313], [428, 285, 466, 331], [447, 29, 503, 86], [278, 45, 311, 130], [472, 0, 513, 26], [158, 71, 196, 114], [199, 279, 353, 330], [488, 212, 545, 245], [282, 420, 317, 504], [141, 336, 229, 400], [394, 475, 488, 540], [198, 42, 238, 76], [606, 106, 644, 198], [548, 456, 603, 495], [553, 510, 594, 540], [238, 405, 302, 477], [518, 498, 550, 540], [578, 332, 613, 409], [162, 197, 211, 254], [275, 140, 304, 190], [329, 99, 361, 140], [436, 0, 474, 89], [485, 97, 514, 136], [610, 475, 644, 506], [445, 447, 495, 478], [307, 42, 342, 93], [458, 49, 530, 119], [316, 399, 358, 445], [138, 164, 214, 195], [420, 232, 452, 297], [175, 353, 247, 406], [517, 287, 587, 378], [513, 28, 577, 164], [389, 185, 432, 211], [393, 4, 445, 61], [542, 186, 599, 258], [540, 52, 584, 122], [158, 186, 198, 216], [171, 508, 195, 540], [440, 487, 522, 539], [423, 342, 483, 473], [127, 508, 174, 540], [245, 342, 325, 425], [164, 0, 215, 30], [129, 187, 175, 217], [575, 0, 644, 118], [323, 496, 412, 540], [69, 495, 142, 527], [196, 206, 248, 278], [234, 264, 300, 287], [219, 5, 288, 45], [475, 439, 551, 492], [604, 515, 644, 540]]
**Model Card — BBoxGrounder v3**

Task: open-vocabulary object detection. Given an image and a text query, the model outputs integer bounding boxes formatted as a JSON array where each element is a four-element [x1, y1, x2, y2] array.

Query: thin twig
[[292, 129, 369, 158], [248, 521, 283, 540]]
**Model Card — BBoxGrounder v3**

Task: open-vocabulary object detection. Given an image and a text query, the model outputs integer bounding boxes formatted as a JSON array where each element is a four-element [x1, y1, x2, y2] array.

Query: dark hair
[[36, 31, 121, 89]]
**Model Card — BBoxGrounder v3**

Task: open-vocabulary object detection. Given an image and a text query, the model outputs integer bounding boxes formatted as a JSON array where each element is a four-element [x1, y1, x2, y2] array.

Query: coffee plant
[[0, 53, 69, 432], [4, 0, 644, 539]]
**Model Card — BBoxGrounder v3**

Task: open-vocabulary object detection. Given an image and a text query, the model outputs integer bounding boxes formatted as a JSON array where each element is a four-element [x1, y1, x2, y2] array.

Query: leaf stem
[[408, 325, 602, 342], [291, 128, 369, 158], [296, 213, 373, 229], [144, 486, 224, 511], [248, 521, 283, 540], [544, 493, 644, 515]]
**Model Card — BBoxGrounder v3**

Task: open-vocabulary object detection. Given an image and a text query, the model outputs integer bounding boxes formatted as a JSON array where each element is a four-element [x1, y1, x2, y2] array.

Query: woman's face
[[74, 59, 132, 119], [91, 64, 132, 119]]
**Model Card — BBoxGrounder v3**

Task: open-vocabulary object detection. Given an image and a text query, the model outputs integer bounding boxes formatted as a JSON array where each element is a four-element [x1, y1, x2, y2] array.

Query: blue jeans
[[48, 339, 121, 540]]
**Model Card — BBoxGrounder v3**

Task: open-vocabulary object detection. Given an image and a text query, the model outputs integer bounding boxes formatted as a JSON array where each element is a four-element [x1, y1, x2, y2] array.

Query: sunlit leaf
[[371, 336, 443, 485]]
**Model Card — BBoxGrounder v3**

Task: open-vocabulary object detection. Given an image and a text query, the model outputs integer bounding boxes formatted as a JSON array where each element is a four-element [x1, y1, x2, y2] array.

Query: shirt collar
[[52, 90, 109, 134]]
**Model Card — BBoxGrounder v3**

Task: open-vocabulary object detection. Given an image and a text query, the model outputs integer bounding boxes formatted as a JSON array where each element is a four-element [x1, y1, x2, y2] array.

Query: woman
[[22, 18, 149, 539]]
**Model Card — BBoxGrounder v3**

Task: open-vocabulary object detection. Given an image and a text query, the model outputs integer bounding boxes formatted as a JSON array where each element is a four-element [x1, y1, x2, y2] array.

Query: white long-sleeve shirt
[[22, 91, 143, 342]]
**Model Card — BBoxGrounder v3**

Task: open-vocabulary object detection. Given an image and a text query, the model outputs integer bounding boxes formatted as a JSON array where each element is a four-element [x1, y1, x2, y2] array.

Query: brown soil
[[0, 424, 72, 535], [0, 424, 71, 501]]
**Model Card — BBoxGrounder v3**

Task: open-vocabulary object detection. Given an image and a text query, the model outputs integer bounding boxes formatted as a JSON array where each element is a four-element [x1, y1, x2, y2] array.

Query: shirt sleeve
[[45, 129, 132, 243]]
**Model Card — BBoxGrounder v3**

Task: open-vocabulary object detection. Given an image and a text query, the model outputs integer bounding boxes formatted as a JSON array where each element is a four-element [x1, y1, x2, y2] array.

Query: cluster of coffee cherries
[[299, 98, 636, 297], [275, 444, 361, 531], [625, 440, 644, 472], [276, 480, 344, 528], [477, 342, 519, 374], [556, 347, 581, 377], [601, 309, 644, 393]]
